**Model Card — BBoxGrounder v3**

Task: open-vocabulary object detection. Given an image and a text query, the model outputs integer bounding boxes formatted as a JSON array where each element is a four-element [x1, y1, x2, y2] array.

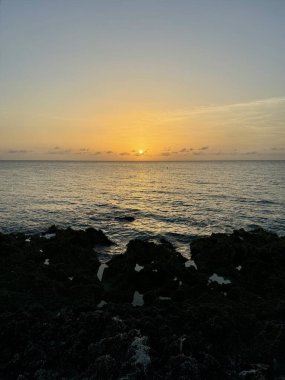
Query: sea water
[[0, 161, 284, 256]]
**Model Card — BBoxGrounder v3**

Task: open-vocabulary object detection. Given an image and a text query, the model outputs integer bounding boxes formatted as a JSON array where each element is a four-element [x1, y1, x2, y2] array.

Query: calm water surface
[[0, 161, 284, 255]]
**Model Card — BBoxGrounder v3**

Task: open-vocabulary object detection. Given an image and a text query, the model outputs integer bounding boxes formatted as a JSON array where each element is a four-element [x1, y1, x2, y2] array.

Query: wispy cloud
[[8, 149, 33, 154], [47, 148, 71, 155], [198, 146, 209, 151], [179, 148, 193, 153], [166, 97, 285, 120], [193, 151, 204, 156], [161, 146, 210, 156], [119, 152, 130, 156]]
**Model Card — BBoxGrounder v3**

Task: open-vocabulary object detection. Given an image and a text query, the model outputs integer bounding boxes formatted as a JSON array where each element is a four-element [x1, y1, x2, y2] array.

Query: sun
[[138, 149, 144, 155]]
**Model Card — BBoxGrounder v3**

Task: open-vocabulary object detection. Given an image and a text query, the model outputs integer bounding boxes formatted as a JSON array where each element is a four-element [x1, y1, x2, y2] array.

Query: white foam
[[173, 277, 178, 281], [43, 233, 56, 239], [179, 281, 182, 286], [68, 276, 74, 281], [130, 336, 150, 370], [159, 296, 171, 301], [152, 269, 158, 272], [25, 238, 31, 243], [185, 259, 197, 270], [97, 300, 107, 308], [97, 263, 108, 282], [44, 259, 50, 266], [208, 273, 231, 285], [135, 264, 144, 272], [132, 291, 144, 307], [236, 265, 242, 271], [39, 249, 43, 253]]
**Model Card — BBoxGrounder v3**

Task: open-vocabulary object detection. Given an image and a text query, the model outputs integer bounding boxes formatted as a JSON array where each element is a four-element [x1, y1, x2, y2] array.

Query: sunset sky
[[0, 0, 284, 160]]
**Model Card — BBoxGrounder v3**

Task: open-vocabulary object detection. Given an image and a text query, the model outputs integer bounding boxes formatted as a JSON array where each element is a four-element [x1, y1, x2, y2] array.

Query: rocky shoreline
[[0, 226, 284, 379]]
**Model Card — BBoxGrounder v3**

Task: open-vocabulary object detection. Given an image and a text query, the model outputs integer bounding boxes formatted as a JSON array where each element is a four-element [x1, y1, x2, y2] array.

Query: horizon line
[[0, 159, 284, 163]]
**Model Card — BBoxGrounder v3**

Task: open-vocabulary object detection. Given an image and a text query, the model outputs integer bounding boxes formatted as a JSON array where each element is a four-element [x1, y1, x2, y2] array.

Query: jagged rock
[[102, 239, 188, 302], [0, 228, 285, 379]]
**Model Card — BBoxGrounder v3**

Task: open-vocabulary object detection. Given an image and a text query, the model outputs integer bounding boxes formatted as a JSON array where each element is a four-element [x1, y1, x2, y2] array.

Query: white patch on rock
[[236, 265, 242, 271], [130, 335, 151, 371], [97, 263, 108, 282], [43, 233, 56, 239], [44, 259, 50, 266], [159, 296, 171, 301], [179, 281, 182, 286], [39, 249, 43, 253], [185, 259, 197, 270], [239, 369, 257, 377], [208, 273, 231, 285], [97, 300, 107, 308], [68, 276, 74, 281], [179, 336, 186, 353], [239, 236, 244, 241], [135, 264, 144, 272], [132, 291, 144, 307], [152, 269, 158, 272], [224, 292, 227, 296], [173, 277, 177, 281], [25, 238, 31, 243], [112, 316, 123, 323]]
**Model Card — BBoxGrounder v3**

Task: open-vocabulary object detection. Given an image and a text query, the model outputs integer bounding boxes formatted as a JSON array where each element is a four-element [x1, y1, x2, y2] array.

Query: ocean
[[0, 161, 284, 256]]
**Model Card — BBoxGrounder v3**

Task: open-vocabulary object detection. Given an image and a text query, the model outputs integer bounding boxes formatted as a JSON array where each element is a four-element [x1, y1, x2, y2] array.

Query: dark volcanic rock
[[0, 227, 285, 379], [0, 227, 113, 312], [102, 239, 189, 302]]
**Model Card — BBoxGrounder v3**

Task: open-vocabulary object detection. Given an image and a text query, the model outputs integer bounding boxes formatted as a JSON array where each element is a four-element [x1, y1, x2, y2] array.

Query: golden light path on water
[[0, 161, 284, 259]]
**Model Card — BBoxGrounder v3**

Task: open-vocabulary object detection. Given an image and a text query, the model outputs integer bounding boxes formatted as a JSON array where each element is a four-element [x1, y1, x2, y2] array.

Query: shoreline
[[1, 226, 285, 379]]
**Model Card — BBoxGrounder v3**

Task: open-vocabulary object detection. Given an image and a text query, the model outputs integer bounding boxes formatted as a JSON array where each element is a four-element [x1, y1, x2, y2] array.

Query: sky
[[0, 0, 285, 160]]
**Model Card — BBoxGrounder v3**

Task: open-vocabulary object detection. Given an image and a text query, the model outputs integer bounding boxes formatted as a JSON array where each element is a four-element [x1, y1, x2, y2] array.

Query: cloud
[[271, 147, 285, 151], [8, 149, 33, 154], [92, 151, 102, 155], [79, 148, 89, 152], [164, 97, 285, 120], [179, 148, 189, 153], [47, 149, 71, 155], [212, 151, 240, 156], [161, 152, 171, 156], [119, 152, 130, 156], [105, 151, 113, 154], [199, 146, 209, 150]]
